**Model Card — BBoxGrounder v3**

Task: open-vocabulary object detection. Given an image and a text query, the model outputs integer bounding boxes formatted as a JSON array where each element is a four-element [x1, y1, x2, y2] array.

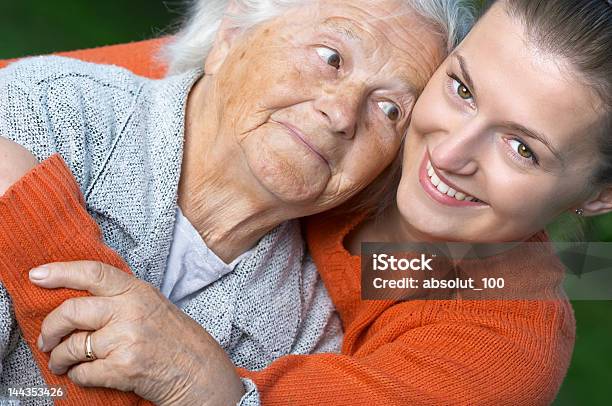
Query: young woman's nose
[[430, 121, 485, 176], [314, 81, 366, 140]]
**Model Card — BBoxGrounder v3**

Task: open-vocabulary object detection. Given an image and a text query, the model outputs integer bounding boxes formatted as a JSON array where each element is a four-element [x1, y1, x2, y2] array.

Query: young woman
[[301, 1, 610, 405], [1, 0, 610, 405]]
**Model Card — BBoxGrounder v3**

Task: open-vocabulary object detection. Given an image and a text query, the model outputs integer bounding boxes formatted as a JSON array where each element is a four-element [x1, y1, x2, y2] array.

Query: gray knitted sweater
[[0, 56, 342, 405]]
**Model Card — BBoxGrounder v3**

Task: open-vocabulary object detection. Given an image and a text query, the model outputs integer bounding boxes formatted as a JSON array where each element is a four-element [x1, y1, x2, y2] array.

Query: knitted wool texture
[[0, 42, 576, 405], [236, 213, 577, 405], [294, 213, 574, 405], [0, 55, 341, 405], [0, 157, 153, 405], [0, 161, 577, 405]]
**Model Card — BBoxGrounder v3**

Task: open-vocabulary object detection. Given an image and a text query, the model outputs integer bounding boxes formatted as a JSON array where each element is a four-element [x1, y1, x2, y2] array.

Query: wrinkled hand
[[30, 261, 245, 406]]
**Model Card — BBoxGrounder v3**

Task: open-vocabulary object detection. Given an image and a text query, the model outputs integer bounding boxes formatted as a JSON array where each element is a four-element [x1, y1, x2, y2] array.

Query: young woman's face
[[396, 2, 606, 242]]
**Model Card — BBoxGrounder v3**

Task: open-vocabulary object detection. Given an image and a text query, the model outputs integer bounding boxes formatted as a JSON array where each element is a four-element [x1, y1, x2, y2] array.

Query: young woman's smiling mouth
[[418, 151, 489, 207]]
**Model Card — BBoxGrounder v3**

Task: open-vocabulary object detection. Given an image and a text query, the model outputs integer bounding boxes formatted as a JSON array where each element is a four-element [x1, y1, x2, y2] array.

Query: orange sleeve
[[237, 212, 575, 405], [0, 155, 575, 406], [0, 154, 152, 406], [239, 298, 574, 406]]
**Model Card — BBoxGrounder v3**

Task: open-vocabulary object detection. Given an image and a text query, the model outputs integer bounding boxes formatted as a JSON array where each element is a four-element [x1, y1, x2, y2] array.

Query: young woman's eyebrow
[[502, 121, 565, 165], [452, 52, 477, 97], [451, 52, 563, 165]]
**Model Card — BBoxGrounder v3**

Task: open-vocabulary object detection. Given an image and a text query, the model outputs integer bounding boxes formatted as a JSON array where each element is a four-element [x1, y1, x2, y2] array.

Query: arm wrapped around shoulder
[[239, 298, 575, 406], [0, 136, 38, 196]]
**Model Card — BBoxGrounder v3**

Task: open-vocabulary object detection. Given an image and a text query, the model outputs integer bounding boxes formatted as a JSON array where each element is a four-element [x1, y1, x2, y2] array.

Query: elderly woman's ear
[[204, 1, 244, 74], [0, 137, 38, 196]]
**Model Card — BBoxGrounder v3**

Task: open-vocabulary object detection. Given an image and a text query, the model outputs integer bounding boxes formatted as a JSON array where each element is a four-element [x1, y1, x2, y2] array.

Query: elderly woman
[[0, 0, 474, 405]]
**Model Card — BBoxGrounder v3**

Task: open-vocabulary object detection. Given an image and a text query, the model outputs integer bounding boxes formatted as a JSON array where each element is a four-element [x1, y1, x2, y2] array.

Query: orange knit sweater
[[0, 155, 152, 405], [240, 212, 576, 405], [0, 155, 575, 405]]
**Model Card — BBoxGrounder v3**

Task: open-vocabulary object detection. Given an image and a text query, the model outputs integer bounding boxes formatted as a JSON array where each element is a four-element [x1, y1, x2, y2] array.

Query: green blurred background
[[0, 1, 610, 404]]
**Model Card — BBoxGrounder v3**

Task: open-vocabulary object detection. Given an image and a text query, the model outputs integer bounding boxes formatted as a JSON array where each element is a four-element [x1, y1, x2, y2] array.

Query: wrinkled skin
[[33, 262, 241, 406], [17, 0, 447, 404], [187, 0, 442, 208], [178, 0, 443, 262]]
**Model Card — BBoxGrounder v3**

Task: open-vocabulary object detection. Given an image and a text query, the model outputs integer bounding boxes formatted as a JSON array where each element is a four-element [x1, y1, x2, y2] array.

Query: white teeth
[[431, 174, 441, 187], [426, 160, 481, 203], [436, 182, 449, 194]]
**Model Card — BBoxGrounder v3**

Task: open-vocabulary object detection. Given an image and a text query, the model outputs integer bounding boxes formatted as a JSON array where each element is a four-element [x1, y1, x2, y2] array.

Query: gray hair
[[161, 0, 476, 74]]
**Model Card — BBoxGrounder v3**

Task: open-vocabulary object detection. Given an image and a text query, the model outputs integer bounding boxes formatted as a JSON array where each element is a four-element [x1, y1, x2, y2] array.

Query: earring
[[575, 208, 584, 217]]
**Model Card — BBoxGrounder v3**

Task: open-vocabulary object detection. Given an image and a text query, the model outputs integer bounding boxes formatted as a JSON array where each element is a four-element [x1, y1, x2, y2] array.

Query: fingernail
[[37, 335, 44, 351], [29, 267, 49, 281], [48, 361, 59, 375]]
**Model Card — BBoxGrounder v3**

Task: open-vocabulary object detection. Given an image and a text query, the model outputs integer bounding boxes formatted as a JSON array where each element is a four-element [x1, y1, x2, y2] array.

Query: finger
[[39, 296, 113, 352], [68, 360, 134, 393], [48, 331, 108, 375], [29, 260, 136, 297]]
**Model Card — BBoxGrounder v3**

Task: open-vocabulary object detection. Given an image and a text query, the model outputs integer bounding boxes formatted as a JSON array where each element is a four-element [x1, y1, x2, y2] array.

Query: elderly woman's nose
[[314, 83, 365, 139]]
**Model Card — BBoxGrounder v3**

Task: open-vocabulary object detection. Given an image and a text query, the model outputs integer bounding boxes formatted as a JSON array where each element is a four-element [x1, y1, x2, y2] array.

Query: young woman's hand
[[0, 137, 38, 196], [30, 261, 245, 406]]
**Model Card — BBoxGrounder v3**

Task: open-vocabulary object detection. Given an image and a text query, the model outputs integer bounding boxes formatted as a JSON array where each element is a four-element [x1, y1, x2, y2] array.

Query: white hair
[[161, 0, 476, 75]]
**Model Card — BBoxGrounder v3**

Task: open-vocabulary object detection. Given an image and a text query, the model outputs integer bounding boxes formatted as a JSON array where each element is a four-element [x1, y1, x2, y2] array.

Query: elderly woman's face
[[206, 0, 443, 209]]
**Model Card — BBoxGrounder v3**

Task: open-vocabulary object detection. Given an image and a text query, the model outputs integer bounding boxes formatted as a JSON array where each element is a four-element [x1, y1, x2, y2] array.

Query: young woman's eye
[[377, 101, 401, 121], [508, 139, 537, 163], [315, 46, 342, 69], [451, 77, 473, 101]]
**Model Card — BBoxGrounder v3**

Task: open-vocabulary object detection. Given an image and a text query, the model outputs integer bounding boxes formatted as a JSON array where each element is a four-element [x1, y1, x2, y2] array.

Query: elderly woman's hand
[[30, 261, 245, 406]]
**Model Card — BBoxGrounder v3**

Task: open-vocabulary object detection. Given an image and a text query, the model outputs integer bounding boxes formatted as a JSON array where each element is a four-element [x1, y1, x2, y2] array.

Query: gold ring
[[85, 332, 97, 361]]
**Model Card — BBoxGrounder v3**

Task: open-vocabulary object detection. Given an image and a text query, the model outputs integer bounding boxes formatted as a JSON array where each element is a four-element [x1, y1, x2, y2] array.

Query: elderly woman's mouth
[[272, 120, 330, 166]]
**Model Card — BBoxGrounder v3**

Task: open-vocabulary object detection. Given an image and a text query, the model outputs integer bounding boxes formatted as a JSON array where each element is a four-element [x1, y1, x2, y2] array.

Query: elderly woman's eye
[[316, 46, 341, 69], [451, 77, 473, 101], [377, 101, 401, 121]]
